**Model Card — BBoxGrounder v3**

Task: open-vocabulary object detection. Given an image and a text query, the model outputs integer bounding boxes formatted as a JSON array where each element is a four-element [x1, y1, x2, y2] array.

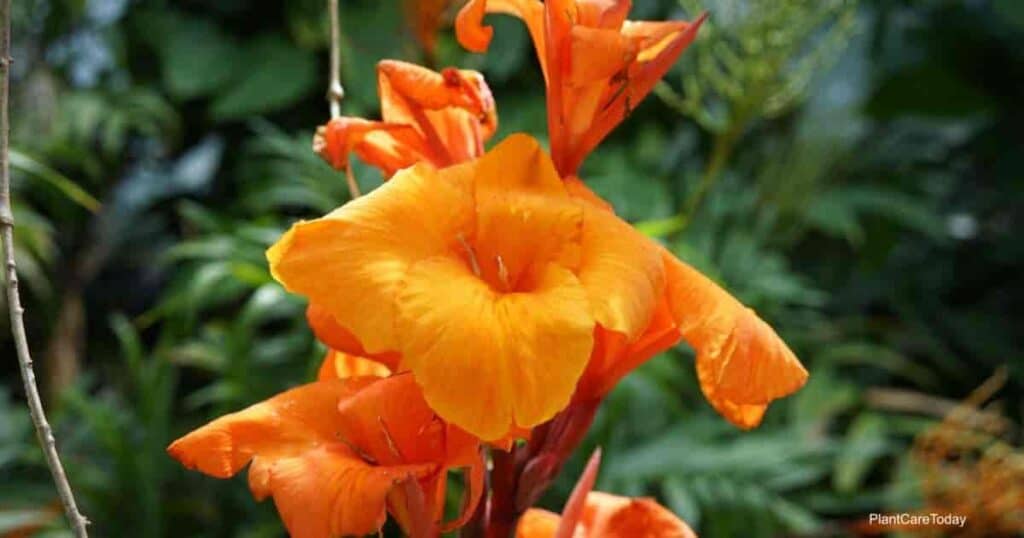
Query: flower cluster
[[168, 1, 809, 537]]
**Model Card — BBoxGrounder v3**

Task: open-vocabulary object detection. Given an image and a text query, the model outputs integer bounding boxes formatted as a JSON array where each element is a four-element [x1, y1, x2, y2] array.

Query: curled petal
[[313, 117, 424, 176], [662, 249, 808, 428], [456, 0, 547, 78], [378, 60, 498, 165], [455, 0, 493, 52]]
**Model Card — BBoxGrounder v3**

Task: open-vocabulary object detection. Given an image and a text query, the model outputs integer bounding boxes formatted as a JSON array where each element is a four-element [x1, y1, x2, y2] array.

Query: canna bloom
[[269, 134, 664, 441], [269, 134, 806, 442], [457, 0, 706, 176], [167, 374, 483, 538], [314, 59, 497, 178]]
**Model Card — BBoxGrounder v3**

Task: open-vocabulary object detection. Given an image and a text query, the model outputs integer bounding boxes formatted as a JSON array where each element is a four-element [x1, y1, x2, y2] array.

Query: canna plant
[[167, 1, 809, 537]]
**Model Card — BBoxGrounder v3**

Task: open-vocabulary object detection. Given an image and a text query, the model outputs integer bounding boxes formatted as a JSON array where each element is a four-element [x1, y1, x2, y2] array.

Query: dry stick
[[326, 0, 361, 199], [0, 1, 89, 536], [327, 0, 344, 119]]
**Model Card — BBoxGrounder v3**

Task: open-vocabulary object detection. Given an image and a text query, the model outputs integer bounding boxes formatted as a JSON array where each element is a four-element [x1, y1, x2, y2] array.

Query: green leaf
[[10, 149, 101, 212], [210, 36, 317, 120]]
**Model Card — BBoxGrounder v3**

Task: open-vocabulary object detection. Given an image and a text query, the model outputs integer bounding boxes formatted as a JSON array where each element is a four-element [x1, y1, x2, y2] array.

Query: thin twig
[[327, 0, 361, 199], [327, 0, 344, 119], [0, 2, 89, 536]]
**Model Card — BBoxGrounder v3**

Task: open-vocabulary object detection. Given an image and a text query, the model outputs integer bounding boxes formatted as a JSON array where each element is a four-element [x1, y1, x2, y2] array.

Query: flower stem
[[0, 1, 89, 535]]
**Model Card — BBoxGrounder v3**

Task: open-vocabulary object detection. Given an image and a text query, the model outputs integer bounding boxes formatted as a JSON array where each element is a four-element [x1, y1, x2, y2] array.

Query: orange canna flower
[[568, 180, 808, 429], [314, 60, 497, 178], [456, 0, 706, 176], [167, 374, 483, 538], [268, 134, 667, 441], [517, 449, 697, 538]]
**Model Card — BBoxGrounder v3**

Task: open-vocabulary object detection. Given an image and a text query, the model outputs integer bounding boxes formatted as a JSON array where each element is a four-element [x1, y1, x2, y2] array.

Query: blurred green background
[[1, 0, 1022, 536]]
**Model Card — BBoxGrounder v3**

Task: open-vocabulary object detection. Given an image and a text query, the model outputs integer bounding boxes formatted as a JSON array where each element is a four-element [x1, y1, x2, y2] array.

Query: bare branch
[[0, 1, 89, 535], [327, 0, 345, 119]]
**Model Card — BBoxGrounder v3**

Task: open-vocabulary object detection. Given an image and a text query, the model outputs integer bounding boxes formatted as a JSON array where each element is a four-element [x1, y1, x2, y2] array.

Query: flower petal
[[661, 249, 808, 425], [577, 201, 664, 340], [167, 380, 433, 538], [581, 492, 697, 538], [307, 304, 401, 371], [576, 15, 706, 162], [696, 355, 768, 430], [577, 294, 681, 400], [336, 373, 480, 467], [313, 117, 425, 176], [268, 163, 474, 355], [397, 256, 594, 440], [456, 0, 547, 79], [378, 60, 497, 165], [316, 349, 392, 381], [471, 134, 583, 288], [517, 509, 562, 538]]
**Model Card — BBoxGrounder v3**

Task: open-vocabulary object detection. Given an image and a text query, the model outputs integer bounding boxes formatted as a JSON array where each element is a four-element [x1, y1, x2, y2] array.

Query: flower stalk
[[0, 1, 89, 535]]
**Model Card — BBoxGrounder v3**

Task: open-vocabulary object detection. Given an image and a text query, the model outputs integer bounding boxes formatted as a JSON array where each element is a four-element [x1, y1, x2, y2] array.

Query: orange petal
[[307, 304, 401, 371], [316, 349, 392, 381], [578, 294, 681, 400], [336, 373, 480, 467], [397, 256, 594, 441], [555, 449, 602, 538], [313, 117, 426, 176], [517, 509, 562, 538], [577, 201, 664, 340], [456, 0, 547, 79], [571, 14, 706, 174], [696, 354, 768, 430], [661, 248, 808, 428], [377, 60, 497, 165], [168, 380, 434, 538], [268, 163, 474, 355], [581, 492, 698, 538], [334, 376, 486, 533], [471, 134, 583, 288]]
